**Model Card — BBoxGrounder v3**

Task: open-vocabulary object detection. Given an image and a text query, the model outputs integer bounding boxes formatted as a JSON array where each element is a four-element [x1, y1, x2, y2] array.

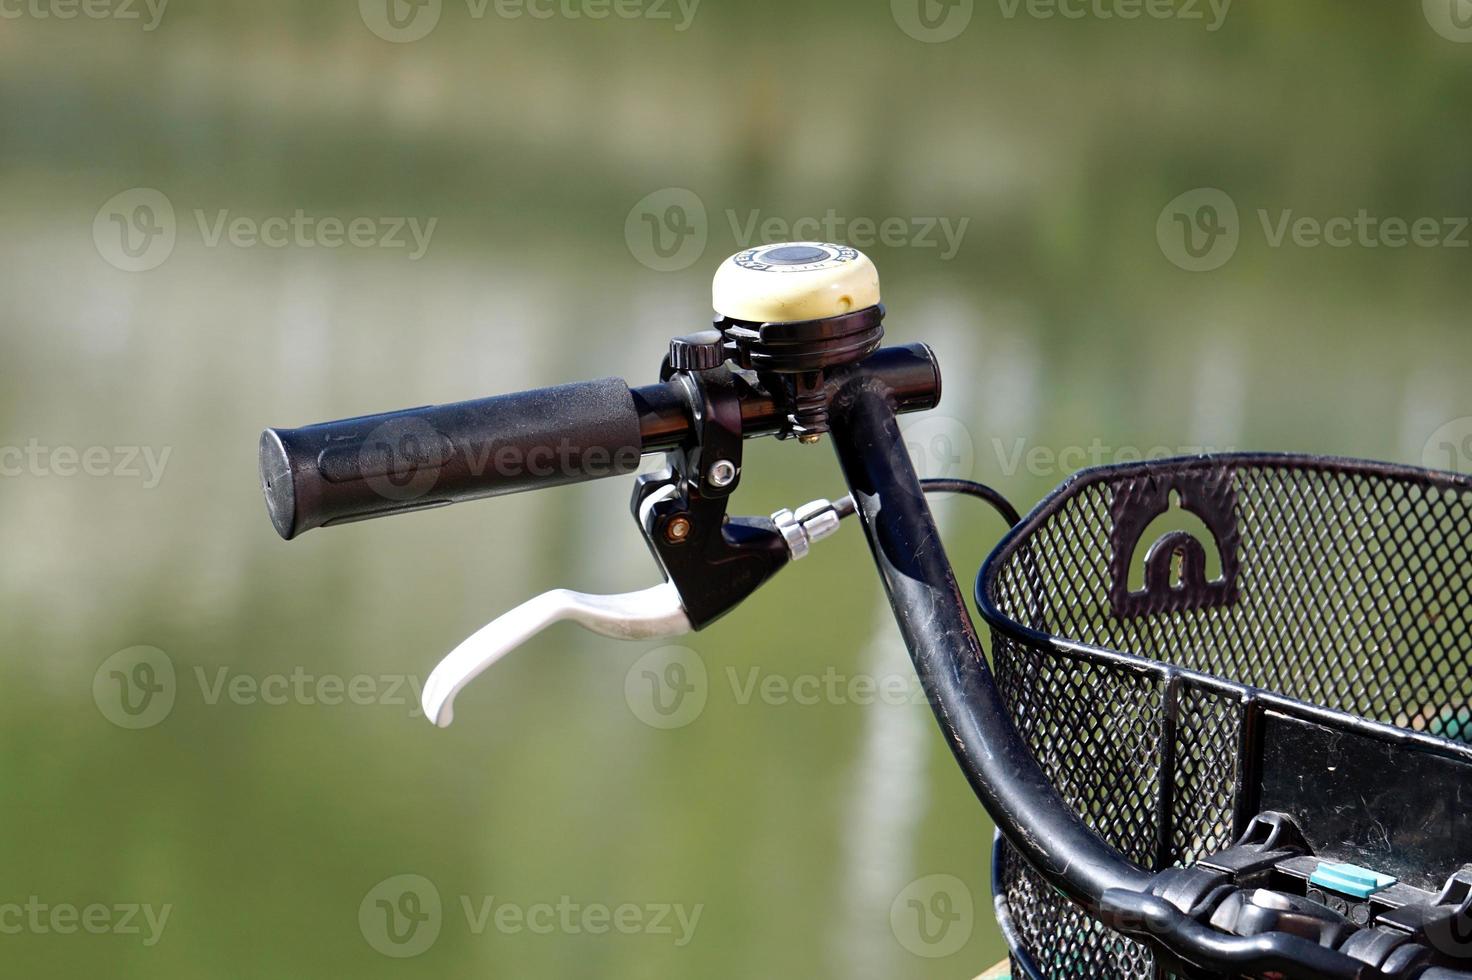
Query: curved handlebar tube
[[826, 371, 1154, 909], [825, 373, 1472, 980]]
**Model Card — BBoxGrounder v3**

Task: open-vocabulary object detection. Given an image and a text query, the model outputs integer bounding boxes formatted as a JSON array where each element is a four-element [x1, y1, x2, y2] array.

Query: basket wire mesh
[[980, 455, 1472, 979]]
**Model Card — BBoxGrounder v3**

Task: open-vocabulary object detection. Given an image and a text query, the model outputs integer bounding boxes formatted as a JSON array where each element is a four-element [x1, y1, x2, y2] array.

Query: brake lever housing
[[633, 360, 790, 630]]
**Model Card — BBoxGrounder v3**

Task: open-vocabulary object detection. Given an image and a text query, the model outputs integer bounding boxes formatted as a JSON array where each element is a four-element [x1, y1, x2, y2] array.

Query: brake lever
[[419, 490, 846, 727], [421, 583, 691, 727]]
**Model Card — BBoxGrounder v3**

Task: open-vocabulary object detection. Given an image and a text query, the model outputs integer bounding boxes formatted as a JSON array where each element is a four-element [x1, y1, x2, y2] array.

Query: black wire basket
[[977, 454, 1472, 979]]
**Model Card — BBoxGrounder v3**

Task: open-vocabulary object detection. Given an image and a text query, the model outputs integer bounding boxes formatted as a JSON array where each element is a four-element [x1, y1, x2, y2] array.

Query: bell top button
[[712, 242, 881, 324], [669, 330, 726, 372]]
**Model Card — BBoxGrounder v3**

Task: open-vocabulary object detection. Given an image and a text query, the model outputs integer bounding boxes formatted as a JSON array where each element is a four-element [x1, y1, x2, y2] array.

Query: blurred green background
[[1, 0, 1470, 976]]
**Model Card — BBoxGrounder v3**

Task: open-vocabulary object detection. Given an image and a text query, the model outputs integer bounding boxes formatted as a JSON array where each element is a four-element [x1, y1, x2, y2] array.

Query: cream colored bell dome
[[712, 243, 881, 323]]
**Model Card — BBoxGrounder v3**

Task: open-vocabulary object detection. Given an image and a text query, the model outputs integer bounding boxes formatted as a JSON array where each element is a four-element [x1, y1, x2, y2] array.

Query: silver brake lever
[[421, 583, 691, 727]]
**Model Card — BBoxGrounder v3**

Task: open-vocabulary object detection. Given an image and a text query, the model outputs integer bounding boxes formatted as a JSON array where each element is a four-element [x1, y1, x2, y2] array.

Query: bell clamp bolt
[[668, 330, 726, 373]]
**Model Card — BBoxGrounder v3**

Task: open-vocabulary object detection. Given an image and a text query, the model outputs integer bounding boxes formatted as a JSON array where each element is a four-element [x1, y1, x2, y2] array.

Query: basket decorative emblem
[[1109, 467, 1241, 618]]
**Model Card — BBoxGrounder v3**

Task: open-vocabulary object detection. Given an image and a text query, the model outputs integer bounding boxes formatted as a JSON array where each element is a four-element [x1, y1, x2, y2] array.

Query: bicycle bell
[[708, 241, 884, 442]]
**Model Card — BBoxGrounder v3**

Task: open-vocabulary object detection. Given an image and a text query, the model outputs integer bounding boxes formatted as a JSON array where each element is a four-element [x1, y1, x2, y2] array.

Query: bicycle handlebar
[[258, 339, 1472, 980], [260, 345, 941, 540], [255, 229, 1472, 978]]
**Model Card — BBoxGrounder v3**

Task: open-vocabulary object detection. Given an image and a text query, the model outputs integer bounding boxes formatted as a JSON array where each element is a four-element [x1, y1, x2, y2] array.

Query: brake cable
[[831, 477, 1022, 529]]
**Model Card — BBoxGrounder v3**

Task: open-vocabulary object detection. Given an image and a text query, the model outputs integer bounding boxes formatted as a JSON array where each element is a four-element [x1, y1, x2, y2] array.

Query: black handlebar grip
[[260, 378, 645, 540]]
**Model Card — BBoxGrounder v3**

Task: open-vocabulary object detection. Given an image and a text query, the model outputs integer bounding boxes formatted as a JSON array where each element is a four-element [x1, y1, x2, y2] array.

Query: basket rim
[[973, 451, 1472, 764]]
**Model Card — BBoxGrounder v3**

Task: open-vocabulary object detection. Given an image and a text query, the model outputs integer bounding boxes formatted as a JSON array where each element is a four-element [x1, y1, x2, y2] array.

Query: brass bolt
[[798, 433, 822, 445], [665, 516, 692, 543]]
